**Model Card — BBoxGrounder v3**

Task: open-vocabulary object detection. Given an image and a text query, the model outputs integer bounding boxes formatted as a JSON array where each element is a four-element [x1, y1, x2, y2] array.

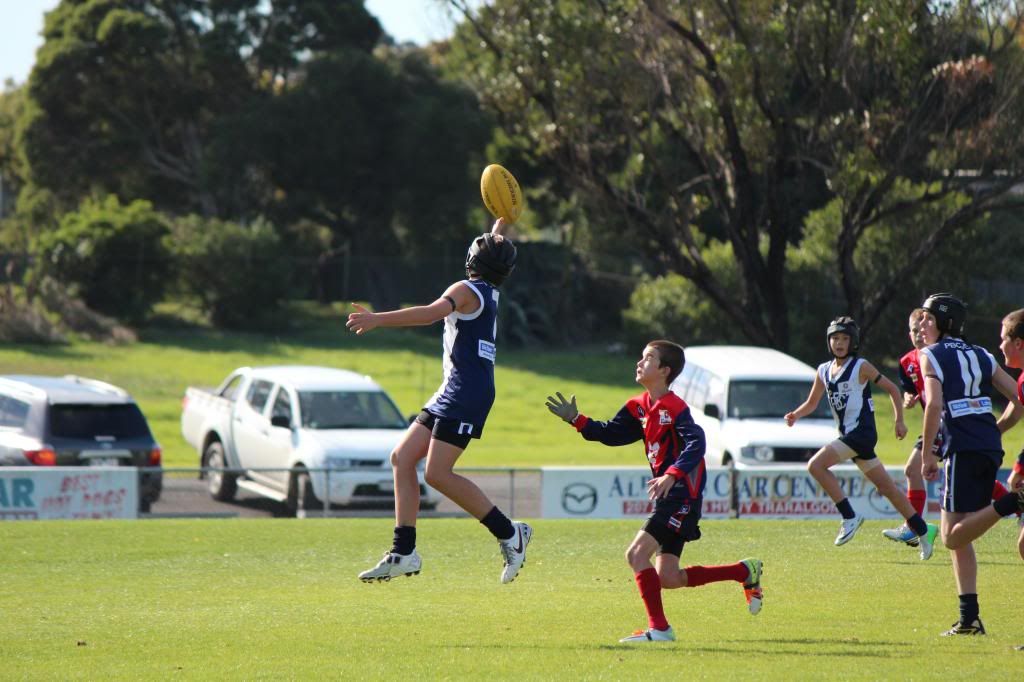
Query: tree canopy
[[445, 0, 1024, 348]]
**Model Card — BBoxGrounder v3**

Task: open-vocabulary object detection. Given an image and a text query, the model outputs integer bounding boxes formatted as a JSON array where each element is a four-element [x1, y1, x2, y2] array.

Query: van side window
[[673, 364, 696, 399], [688, 368, 709, 410], [245, 380, 274, 413], [706, 376, 725, 414]]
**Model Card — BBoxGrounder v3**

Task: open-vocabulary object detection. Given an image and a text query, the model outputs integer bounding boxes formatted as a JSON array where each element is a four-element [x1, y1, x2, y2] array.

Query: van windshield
[[727, 381, 832, 420], [297, 391, 406, 429]]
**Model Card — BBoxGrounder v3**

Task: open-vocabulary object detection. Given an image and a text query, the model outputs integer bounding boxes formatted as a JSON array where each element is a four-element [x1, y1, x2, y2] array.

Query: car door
[[232, 379, 274, 479], [258, 386, 296, 490]]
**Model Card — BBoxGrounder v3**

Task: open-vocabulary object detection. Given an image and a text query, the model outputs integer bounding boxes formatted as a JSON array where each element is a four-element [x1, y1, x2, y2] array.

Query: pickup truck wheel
[[205, 442, 238, 502], [286, 468, 322, 516]]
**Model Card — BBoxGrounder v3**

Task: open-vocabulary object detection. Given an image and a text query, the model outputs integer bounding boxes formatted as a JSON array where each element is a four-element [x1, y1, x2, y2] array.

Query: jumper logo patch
[[457, 422, 474, 435], [477, 340, 496, 362], [948, 397, 992, 418], [659, 409, 671, 425], [646, 442, 659, 465], [829, 389, 849, 412]]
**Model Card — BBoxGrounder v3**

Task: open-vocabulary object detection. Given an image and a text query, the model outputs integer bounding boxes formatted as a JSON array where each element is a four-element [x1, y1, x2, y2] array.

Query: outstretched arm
[[346, 281, 478, 335]]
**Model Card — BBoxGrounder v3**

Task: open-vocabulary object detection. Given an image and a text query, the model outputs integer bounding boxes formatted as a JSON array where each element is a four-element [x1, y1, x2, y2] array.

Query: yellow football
[[480, 164, 524, 224]]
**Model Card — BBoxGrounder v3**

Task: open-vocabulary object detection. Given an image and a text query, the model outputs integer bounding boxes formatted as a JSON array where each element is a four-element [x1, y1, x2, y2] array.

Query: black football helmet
[[826, 316, 860, 357], [921, 293, 966, 338], [465, 233, 517, 286]]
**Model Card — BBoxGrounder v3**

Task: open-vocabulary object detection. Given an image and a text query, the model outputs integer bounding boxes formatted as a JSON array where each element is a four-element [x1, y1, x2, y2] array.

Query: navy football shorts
[[643, 496, 702, 557], [941, 450, 1002, 513], [415, 409, 478, 449], [838, 432, 878, 461]]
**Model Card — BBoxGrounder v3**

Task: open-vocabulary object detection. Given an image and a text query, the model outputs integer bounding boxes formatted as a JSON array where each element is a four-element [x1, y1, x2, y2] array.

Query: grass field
[[2, 517, 1021, 679], [0, 303, 914, 469]]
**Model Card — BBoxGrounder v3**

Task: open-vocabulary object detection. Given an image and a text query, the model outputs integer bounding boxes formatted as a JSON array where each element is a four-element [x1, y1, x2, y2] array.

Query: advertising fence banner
[[0, 467, 138, 520], [541, 466, 733, 519], [540, 465, 987, 519], [734, 465, 942, 519]]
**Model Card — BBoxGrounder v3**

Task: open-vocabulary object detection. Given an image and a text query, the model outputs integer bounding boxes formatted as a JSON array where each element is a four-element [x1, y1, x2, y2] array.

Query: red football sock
[[992, 480, 1009, 501], [907, 489, 927, 516], [683, 562, 748, 587], [635, 568, 670, 631]]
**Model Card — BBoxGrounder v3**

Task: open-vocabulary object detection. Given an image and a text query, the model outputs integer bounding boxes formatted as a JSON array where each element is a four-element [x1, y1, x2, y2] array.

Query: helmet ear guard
[[921, 293, 967, 338], [466, 233, 517, 286], [826, 316, 860, 357]]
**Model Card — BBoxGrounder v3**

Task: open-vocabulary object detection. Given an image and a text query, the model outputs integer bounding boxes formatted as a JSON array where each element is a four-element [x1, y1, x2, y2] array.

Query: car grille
[[772, 447, 818, 462]]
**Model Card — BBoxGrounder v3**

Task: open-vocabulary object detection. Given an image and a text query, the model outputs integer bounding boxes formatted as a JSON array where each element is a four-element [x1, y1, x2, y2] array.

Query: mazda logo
[[562, 483, 598, 514]]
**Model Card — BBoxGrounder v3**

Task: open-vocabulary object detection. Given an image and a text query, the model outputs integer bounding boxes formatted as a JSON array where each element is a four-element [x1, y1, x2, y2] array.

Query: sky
[[0, 0, 466, 86]]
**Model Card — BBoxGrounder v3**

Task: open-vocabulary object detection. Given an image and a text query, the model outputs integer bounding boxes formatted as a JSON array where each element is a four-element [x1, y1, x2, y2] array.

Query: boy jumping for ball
[[546, 341, 762, 644], [348, 217, 531, 585]]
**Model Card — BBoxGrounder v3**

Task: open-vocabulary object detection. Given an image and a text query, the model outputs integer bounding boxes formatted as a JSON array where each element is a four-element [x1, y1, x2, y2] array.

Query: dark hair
[[1003, 309, 1024, 341], [648, 340, 685, 385]]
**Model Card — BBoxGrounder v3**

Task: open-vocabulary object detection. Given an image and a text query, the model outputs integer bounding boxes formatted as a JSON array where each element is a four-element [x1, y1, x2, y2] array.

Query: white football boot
[[358, 550, 422, 582], [499, 521, 533, 584], [834, 514, 864, 546], [619, 626, 676, 643]]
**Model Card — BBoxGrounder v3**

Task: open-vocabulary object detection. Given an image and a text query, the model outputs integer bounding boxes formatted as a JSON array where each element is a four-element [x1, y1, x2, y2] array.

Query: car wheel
[[286, 467, 321, 516], [205, 441, 238, 502]]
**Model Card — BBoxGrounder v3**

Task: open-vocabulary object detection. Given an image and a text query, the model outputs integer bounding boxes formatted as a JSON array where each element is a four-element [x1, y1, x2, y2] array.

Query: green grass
[[0, 303, 920, 470], [1, 517, 1020, 679]]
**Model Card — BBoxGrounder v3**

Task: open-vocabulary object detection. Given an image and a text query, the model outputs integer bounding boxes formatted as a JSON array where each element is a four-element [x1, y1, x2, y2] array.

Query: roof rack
[[62, 375, 130, 397]]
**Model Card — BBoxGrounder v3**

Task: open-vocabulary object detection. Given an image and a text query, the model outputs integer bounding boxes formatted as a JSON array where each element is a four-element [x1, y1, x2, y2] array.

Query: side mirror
[[270, 415, 292, 429], [703, 404, 721, 420]]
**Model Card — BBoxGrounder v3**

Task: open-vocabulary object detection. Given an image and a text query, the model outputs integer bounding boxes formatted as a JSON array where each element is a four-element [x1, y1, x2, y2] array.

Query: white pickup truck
[[180, 365, 439, 514]]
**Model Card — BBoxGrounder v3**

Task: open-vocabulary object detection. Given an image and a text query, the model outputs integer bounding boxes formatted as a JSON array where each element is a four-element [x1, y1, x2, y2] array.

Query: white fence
[[2, 463, 1009, 521]]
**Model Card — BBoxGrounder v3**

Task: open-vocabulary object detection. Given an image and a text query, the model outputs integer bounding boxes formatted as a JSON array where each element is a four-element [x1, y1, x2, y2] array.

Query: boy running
[[348, 218, 532, 584], [917, 295, 1023, 635], [784, 317, 937, 557], [546, 341, 762, 644], [884, 308, 1013, 548]]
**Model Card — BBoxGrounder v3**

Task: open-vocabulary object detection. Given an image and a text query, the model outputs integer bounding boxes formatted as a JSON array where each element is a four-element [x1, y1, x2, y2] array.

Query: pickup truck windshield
[[727, 380, 832, 420], [298, 391, 406, 429]]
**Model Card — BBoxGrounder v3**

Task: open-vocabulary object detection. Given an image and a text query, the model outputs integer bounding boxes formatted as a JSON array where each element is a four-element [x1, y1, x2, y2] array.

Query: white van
[[670, 346, 836, 468]]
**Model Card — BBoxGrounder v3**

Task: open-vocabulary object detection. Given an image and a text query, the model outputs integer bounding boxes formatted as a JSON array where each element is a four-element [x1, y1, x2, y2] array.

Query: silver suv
[[0, 375, 162, 511]]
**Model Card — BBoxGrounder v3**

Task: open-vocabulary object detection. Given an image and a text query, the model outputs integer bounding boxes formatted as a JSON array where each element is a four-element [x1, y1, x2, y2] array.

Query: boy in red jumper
[[546, 340, 762, 644]]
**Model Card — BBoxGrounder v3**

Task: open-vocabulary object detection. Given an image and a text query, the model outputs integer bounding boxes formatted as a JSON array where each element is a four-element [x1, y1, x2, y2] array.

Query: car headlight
[[741, 446, 774, 462], [326, 457, 352, 469]]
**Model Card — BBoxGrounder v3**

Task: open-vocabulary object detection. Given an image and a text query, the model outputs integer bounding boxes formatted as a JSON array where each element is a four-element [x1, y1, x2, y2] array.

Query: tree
[[15, 0, 383, 219], [445, 0, 1024, 349]]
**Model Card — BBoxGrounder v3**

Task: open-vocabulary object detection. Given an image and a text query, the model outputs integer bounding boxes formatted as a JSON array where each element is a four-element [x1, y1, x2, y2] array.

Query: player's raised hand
[[545, 391, 578, 423], [346, 303, 379, 335]]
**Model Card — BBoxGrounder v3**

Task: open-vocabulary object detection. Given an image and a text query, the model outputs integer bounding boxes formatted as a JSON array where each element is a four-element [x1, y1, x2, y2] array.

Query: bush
[[32, 195, 171, 323], [622, 240, 746, 349], [166, 216, 296, 329]]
